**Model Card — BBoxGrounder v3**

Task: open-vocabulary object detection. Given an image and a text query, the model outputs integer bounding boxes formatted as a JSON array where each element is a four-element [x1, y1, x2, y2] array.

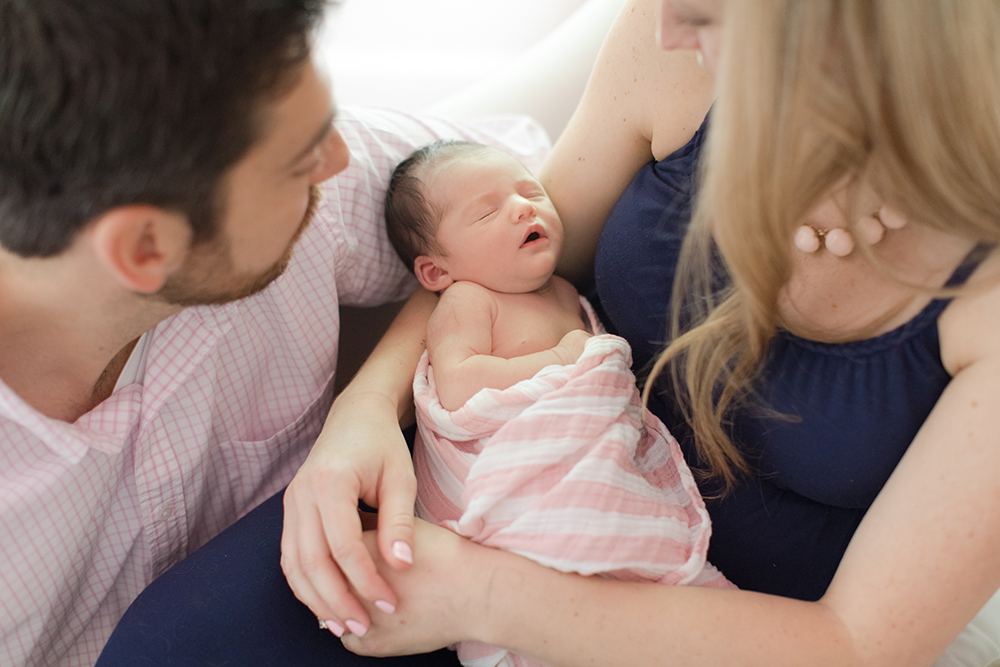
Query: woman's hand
[[281, 288, 439, 638], [341, 519, 488, 657], [281, 391, 418, 637]]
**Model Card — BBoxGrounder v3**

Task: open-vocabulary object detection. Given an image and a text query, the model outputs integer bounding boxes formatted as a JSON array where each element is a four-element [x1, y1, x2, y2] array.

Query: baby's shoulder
[[439, 280, 495, 304], [427, 282, 499, 348], [550, 275, 582, 302], [433, 281, 498, 319], [550, 276, 587, 318]]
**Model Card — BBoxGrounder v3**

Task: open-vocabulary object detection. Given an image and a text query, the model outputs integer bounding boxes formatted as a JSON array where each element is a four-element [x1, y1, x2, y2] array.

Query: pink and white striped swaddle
[[414, 325, 733, 667]]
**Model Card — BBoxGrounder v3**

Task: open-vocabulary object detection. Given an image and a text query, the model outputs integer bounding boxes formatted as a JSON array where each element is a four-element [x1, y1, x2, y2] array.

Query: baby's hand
[[553, 329, 592, 365]]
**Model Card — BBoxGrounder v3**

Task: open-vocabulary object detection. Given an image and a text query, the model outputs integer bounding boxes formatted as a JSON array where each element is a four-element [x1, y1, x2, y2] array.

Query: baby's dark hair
[[385, 139, 494, 272]]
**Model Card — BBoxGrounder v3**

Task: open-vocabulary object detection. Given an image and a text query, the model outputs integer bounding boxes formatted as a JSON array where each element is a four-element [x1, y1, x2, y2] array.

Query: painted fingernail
[[392, 541, 413, 564], [375, 599, 396, 614], [324, 620, 346, 638], [345, 620, 368, 637]]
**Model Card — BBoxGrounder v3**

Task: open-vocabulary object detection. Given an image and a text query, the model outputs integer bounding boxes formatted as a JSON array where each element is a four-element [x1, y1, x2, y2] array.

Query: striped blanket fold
[[413, 331, 734, 667]]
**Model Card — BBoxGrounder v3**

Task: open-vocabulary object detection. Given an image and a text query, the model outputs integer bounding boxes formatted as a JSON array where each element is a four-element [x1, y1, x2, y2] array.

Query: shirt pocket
[[186, 375, 337, 554]]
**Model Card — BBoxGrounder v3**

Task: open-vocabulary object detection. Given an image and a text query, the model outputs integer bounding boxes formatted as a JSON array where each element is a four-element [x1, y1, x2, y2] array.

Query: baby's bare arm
[[428, 283, 589, 411]]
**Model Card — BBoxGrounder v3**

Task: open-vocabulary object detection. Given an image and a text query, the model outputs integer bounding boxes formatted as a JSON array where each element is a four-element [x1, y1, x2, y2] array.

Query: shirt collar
[[0, 302, 237, 463]]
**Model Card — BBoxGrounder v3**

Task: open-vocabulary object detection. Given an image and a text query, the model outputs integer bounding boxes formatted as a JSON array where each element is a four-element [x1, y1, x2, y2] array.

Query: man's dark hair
[[385, 139, 491, 272], [0, 0, 326, 257]]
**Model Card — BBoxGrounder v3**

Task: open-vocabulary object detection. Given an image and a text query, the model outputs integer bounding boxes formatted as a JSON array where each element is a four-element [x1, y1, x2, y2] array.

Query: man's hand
[[281, 390, 417, 637]]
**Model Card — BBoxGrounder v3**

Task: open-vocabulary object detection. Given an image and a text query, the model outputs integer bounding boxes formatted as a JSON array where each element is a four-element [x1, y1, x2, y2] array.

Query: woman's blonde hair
[[644, 0, 1000, 494]]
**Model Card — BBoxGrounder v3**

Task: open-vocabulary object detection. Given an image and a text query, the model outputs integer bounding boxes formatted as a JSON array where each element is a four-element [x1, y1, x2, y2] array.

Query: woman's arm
[[281, 288, 437, 631], [344, 339, 1000, 666], [541, 0, 714, 284], [498, 348, 1000, 667], [338, 275, 1000, 666]]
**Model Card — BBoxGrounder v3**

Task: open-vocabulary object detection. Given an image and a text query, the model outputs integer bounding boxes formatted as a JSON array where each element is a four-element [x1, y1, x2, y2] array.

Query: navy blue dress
[[594, 115, 988, 601]]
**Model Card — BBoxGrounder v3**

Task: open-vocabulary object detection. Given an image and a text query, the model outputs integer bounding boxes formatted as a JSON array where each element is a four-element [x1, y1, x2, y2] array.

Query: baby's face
[[425, 150, 563, 294]]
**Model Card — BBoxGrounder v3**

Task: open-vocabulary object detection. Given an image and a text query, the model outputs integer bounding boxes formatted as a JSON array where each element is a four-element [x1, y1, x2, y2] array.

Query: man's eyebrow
[[287, 108, 337, 168]]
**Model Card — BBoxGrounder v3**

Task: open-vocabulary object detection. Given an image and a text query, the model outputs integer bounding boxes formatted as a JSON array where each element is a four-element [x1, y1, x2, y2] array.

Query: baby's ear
[[413, 255, 453, 292]]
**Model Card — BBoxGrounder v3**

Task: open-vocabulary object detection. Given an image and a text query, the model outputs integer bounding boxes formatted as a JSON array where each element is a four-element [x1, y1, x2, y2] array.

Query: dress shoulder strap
[[945, 242, 995, 288]]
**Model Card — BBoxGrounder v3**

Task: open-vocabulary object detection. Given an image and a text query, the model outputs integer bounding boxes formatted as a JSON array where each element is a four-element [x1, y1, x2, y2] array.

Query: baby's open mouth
[[521, 225, 546, 247]]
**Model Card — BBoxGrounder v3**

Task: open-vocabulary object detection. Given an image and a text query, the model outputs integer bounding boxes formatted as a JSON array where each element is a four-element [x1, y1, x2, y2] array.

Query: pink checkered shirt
[[0, 107, 549, 667]]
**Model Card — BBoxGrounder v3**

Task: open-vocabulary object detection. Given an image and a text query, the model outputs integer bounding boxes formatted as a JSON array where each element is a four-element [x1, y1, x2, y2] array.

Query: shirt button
[[155, 503, 174, 522]]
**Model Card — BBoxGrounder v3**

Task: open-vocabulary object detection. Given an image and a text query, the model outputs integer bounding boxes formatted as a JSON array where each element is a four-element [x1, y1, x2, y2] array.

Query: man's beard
[[155, 185, 321, 307]]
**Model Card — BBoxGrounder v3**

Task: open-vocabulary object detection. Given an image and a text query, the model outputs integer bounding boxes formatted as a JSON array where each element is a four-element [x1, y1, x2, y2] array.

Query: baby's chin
[[486, 271, 557, 295]]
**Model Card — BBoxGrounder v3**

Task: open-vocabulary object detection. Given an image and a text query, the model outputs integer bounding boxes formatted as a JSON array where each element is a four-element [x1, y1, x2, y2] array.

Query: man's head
[[0, 0, 342, 304], [385, 141, 563, 294]]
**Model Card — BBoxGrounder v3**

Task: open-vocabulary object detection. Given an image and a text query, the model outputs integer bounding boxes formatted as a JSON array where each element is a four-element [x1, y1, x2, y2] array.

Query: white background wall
[[317, 0, 591, 112]]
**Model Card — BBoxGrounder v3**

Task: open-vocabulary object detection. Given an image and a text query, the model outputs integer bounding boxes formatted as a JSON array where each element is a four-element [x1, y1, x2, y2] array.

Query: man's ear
[[413, 255, 453, 292], [88, 205, 193, 294]]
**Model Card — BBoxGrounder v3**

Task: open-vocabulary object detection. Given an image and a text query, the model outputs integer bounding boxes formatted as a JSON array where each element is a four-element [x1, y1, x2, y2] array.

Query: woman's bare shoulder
[[545, 0, 713, 283], [940, 248, 1000, 375], [548, 0, 714, 165]]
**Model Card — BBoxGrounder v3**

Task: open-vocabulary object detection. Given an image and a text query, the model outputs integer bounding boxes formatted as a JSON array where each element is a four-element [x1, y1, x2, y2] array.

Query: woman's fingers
[[278, 397, 420, 635], [317, 489, 399, 621], [281, 480, 393, 636], [376, 461, 418, 570]]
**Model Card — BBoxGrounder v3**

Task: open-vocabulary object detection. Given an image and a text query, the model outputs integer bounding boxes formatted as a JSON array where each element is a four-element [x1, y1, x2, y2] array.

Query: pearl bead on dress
[[793, 207, 905, 257]]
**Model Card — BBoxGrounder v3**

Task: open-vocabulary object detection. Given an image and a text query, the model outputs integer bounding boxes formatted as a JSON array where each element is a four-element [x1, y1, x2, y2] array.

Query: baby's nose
[[514, 198, 537, 221]]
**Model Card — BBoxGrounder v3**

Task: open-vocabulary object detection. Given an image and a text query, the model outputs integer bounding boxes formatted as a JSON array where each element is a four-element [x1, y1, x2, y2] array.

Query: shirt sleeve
[[318, 106, 552, 308]]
